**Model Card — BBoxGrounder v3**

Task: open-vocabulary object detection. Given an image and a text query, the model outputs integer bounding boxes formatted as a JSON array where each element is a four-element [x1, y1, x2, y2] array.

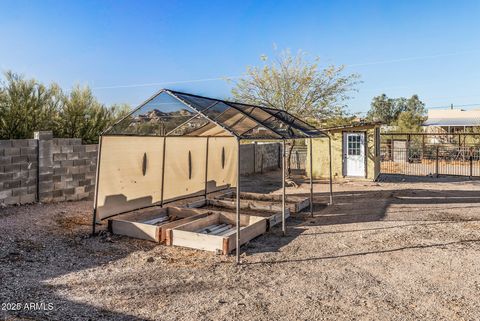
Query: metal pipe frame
[[328, 136, 334, 205], [91, 136, 103, 235], [236, 139, 241, 264], [282, 140, 286, 236], [204, 137, 210, 200], [309, 138, 314, 217], [160, 137, 167, 206]]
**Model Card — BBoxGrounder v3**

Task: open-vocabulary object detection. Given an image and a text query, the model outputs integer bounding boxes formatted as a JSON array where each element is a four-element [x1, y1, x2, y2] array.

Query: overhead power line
[[83, 49, 480, 91], [346, 49, 480, 67], [90, 75, 244, 90], [428, 103, 480, 109]]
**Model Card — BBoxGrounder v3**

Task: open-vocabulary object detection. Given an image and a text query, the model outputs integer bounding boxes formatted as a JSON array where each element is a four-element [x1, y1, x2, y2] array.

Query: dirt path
[[1, 174, 480, 320]]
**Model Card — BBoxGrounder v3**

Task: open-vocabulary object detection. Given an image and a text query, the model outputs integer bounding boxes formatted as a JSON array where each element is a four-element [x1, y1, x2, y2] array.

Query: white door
[[343, 132, 365, 177]]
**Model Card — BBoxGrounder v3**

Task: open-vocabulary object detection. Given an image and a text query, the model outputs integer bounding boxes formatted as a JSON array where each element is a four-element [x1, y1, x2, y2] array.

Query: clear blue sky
[[1, 0, 479, 115]]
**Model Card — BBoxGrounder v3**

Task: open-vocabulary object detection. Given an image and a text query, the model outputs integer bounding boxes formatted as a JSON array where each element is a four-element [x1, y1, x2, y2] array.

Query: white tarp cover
[[96, 136, 237, 220]]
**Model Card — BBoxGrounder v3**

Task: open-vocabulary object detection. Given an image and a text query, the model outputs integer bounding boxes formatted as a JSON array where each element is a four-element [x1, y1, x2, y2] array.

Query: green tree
[[367, 94, 426, 130], [393, 95, 427, 132], [0, 71, 130, 142], [230, 49, 361, 174], [231, 49, 361, 125], [56, 86, 124, 143], [366, 94, 402, 124], [0, 71, 59, 139]]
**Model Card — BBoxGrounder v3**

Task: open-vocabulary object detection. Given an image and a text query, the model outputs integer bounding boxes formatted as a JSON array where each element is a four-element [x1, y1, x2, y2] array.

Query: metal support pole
[[309, 138, 313, 217], [328, 136, 334, 205], [236, 139, 241, 264], [92, 136, 103, 236], [282, 140, 286, 236], [204, 137, 209, 201], [160, 137, 167, 207], [435, 145, 439, 178], [469, 148, 473, 179]]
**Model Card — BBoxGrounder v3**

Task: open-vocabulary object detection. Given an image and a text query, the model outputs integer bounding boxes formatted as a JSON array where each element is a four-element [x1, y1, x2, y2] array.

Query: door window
[[347, 134, 361, 156]]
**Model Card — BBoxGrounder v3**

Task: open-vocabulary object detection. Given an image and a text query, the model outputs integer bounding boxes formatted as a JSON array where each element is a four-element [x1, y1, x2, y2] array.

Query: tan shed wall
[[306, 126, 380, 181], [96, 136, 237, 220]]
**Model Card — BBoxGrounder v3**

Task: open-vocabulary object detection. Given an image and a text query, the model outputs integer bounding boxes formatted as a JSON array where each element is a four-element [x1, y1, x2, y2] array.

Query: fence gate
[[380, 133, 480, 177]]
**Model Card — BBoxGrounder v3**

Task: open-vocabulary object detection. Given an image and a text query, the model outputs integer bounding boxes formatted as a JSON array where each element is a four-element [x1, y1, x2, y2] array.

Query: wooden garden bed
[[108, 206, 212, 243], [213, 190, 310, 213], [185, 190, 307, 228], [166, 211, 267, 255]]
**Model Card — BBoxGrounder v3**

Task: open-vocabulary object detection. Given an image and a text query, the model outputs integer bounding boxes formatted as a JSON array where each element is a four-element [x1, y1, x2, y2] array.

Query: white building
[[423, 108, 480, 133]]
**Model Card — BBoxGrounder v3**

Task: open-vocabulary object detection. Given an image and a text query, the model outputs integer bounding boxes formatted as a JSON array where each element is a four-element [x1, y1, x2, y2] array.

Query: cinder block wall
[[240, 143, 281, 175], [1, 136, 278, 205], [254, 143, 281, 173], [0, 131, 98, 205], [0, 139, 38, 205]]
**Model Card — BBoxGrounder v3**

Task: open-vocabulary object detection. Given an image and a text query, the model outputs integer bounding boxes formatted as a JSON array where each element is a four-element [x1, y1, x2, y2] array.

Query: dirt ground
[[1, 173, 480, 321]]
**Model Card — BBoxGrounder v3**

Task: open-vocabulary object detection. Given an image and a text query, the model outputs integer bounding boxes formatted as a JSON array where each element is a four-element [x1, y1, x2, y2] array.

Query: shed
[[307, 122, 381, 181], [93, 89, 332, 262]]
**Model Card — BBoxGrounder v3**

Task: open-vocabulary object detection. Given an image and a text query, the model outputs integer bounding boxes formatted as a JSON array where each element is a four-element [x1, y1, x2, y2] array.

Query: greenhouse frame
[[92, 89, 333, 263]]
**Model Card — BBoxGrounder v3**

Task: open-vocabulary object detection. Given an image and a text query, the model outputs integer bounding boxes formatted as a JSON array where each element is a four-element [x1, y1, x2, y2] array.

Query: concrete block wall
[[1, 136, 278, 205], [240, 143, 281, 175], [255, 143, 281, 173], [0, 131, 98, 205], [0, 139, 38, 205], [290, 146, 307, 170]]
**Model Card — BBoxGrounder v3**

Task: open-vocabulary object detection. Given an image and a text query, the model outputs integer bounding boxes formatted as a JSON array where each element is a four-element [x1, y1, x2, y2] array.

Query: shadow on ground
[[0, 202, 153, 320]]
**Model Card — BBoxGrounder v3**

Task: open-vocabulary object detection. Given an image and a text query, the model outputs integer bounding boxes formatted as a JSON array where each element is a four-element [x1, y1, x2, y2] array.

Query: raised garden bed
[[213, 191, 310, 213], [185, 190, 305, 228], [166, 211, 267, 255], [108, 206, 212, 243]]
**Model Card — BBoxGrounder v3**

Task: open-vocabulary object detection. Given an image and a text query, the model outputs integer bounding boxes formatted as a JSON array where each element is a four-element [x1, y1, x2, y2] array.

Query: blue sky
[[1, 0, 479, 115]]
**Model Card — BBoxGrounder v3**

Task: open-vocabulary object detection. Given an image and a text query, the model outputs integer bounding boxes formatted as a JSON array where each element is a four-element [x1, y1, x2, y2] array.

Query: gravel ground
[[1, 173, 480, 320]]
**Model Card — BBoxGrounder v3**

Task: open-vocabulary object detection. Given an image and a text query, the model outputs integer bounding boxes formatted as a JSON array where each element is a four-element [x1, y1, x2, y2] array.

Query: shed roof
[[423, 118, 480, 126], [424, 108, 480, 126], [105, 89, 327, 140]]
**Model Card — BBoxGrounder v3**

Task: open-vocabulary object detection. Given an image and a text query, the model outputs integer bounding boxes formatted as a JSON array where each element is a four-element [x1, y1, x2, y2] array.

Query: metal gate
[[380, 133, 480, 177]]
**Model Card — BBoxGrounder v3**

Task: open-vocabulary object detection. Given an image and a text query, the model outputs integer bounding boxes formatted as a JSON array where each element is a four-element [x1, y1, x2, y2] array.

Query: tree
[[393, 95, 427, 132], [0, 71, 59, 139], [230, 49, 361, 174], [367, 94, 426, 131], [0, 70, 132, 142], [231, 49, 361, 125], [55, 86, 127, 144], [366, 94, 402, 124]]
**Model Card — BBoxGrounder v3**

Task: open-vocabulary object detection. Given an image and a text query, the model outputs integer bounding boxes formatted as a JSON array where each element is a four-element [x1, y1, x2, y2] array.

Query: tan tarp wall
[[96, 136, 237, 221]]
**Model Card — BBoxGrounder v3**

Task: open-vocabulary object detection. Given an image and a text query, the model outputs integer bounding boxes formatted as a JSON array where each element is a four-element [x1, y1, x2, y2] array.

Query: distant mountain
[[135, 108, 194, 121]]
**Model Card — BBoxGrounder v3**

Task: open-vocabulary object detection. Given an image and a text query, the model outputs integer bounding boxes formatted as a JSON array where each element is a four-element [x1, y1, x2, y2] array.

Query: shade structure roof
[[105, 89, 327, 139], [423, 118, 480, 126]]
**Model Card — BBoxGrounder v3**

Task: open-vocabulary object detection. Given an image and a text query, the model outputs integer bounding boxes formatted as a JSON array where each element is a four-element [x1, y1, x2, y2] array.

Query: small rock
[[146, 257, 154, 263], [218, 299, 226, 304]]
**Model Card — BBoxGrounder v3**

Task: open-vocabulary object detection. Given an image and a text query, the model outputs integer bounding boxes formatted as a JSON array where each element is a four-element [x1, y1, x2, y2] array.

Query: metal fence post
[[470, 156, 473, 179], [435, 145, 439, 178]]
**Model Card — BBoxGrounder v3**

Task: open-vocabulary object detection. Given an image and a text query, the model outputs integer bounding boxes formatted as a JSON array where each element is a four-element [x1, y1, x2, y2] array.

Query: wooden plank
[[171, 230, 224, 252], [158, 213, 211, 243], [227, 218, 267, 253], [109, 207, 212, 243], [208, 197, 298, 213], [112, 206, 168, 223], [110, 220, 159, 242], [173, 213, 220, 232], [169, 211, 267, 254], [184, 198, 207, 208], [215, 191, 310, 213]]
